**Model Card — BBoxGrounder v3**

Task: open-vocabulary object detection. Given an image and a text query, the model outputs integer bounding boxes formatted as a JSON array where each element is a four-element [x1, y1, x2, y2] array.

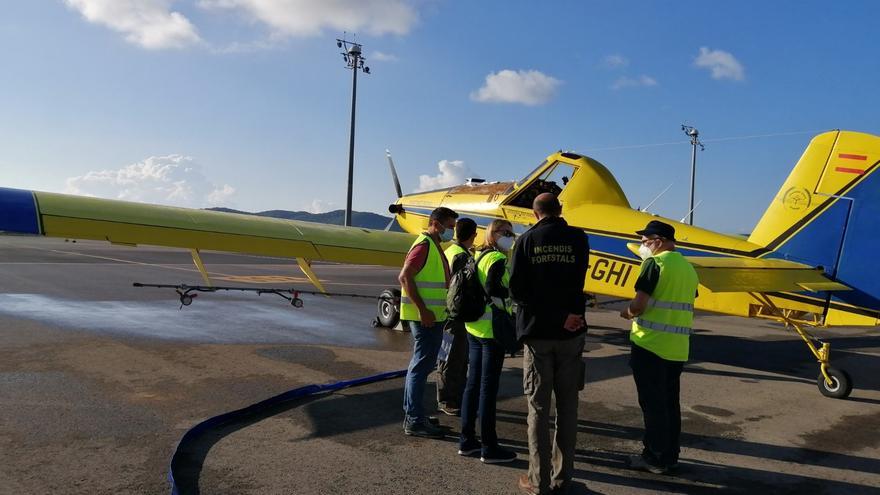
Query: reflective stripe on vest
[[647, 298, 694, 312], [631, 251, 699, 362], [634, 317, 693, 335], [465, 250, 510, 339], [400, 234, 449, 322], [400, 296, 447, 306]]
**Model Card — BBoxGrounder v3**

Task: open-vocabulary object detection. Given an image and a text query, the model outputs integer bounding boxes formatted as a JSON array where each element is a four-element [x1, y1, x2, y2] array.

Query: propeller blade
[[384, 217, 396, 231], [385, 148, 403, 198]]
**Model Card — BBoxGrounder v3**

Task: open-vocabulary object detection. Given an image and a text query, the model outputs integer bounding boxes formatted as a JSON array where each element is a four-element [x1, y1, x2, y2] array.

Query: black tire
[[377, 288, 401, 329], [817, 367, 853, 399]]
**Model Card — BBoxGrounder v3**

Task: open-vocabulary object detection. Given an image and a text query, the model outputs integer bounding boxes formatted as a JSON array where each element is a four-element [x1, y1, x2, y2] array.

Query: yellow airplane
[[0, 129, 877, 399]]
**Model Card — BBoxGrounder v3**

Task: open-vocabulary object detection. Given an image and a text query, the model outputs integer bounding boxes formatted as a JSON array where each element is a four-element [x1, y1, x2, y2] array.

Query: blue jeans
[[460, 333, 505, 450], [403, 320, 445, 423]]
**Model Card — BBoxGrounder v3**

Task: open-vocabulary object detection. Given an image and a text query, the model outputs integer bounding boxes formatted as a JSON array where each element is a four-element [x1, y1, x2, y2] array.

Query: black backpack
[[446, 250, 492, 322]]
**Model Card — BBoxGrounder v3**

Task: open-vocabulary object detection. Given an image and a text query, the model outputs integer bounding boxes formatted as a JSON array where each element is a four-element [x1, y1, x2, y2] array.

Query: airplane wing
[[0, 188, 414, 267], [684, 257, 851, 293]]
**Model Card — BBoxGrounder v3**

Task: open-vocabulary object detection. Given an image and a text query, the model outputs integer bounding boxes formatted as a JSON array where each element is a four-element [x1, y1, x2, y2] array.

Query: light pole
[[337, 38, 370, 227], [681, 125, 704, 226]]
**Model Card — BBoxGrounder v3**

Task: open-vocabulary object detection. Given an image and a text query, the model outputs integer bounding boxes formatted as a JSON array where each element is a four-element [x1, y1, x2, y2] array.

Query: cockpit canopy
[[506, 152, 630, 210]]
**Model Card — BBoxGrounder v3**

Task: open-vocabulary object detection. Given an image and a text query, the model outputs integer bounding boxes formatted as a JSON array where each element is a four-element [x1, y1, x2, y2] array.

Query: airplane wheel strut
[[817, 367, 853, 399]]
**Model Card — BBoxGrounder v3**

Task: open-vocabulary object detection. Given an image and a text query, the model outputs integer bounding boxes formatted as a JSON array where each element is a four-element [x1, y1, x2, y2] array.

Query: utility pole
[[681, 125, 704, 226], [337, 37, 370, 227]]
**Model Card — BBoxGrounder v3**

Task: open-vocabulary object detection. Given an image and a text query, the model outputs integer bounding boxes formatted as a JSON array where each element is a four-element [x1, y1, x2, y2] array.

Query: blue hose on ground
[[168, 369, 407, 495]]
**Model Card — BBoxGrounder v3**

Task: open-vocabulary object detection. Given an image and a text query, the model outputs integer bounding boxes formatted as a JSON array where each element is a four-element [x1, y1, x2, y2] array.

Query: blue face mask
[[439, 229, 454, 242]]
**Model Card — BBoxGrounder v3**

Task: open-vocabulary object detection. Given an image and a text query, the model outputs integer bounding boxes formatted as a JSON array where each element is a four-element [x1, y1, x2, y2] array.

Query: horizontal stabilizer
[[685, 257, 851, 293]]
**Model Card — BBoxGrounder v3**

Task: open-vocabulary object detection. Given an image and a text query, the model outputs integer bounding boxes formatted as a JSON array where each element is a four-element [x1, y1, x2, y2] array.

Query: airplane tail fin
[[748, 130, 880, 319]]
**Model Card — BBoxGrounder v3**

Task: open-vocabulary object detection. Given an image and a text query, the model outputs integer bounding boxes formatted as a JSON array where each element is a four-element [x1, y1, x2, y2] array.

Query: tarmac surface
[[1, 235, 879, 494]]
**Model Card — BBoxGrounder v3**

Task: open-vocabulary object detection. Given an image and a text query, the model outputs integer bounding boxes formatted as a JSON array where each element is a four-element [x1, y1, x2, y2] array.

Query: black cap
[[636, 220, 676, 241]]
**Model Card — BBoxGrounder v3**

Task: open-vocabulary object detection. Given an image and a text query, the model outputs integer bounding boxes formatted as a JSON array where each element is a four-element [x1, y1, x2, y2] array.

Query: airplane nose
[[0, 187, 41, 235]]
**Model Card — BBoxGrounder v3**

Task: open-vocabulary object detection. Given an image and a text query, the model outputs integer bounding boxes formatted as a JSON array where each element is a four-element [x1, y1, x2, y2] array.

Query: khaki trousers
[[523, 335, 586, 493]]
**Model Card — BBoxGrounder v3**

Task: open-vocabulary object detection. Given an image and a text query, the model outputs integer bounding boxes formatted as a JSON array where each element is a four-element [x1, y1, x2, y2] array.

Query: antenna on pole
[[681, 125, 704, 225], [337, 36, 371, 227]]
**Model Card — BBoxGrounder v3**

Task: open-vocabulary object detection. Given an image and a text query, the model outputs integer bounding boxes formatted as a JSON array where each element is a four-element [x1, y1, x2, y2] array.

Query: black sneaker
[[481, 446, 517, 464], [458, 439, 481, 456], [404, 420, 444, 439]]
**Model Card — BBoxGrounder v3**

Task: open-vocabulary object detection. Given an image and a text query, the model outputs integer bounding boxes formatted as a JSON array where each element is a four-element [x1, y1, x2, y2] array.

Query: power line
[[585, 129, 828, 152]]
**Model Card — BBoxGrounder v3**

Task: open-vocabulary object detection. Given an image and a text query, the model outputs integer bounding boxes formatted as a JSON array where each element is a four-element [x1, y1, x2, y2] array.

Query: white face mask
[[497, 235, 514, 251], [439, 228, 454, 242], [638, 243, 654, 260]]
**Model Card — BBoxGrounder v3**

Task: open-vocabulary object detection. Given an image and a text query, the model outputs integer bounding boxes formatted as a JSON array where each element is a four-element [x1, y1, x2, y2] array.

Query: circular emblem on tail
[[782, 187, 811, 210]]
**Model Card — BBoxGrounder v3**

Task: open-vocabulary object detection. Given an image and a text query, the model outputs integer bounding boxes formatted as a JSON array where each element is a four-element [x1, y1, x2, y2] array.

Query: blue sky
[[0, 1, 877, 234]]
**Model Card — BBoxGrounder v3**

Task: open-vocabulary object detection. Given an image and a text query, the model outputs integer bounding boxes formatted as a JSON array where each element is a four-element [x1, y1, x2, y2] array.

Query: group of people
[[397, 192, 699, 494]]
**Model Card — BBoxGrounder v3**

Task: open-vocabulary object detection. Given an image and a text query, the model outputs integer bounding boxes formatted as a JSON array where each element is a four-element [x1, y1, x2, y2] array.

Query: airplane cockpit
[[507, 160, 577, 209]]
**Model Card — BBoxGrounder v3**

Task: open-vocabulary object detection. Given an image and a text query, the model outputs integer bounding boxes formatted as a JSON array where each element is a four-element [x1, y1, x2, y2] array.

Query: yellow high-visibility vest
[[400, 234, 448, 322], [631, 250, 699, 361], [465, 250, 511, 339], [444, 243, 468, 268]]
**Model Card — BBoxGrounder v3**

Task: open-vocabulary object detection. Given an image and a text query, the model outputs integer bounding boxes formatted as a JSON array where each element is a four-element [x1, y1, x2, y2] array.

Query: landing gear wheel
[[180, 294, 193, 306], [817, 367, 853, 399], [377, 288, 401, 329]]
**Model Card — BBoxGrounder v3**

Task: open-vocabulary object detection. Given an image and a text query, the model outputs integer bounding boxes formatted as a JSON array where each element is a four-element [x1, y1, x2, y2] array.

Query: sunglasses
[[497, 230, 515, 237]]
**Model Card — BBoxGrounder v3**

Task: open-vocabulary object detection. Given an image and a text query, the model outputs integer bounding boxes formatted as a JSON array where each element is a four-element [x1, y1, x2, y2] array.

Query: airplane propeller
[[385, 148, 404, 231], [386, 148, 403, 199]]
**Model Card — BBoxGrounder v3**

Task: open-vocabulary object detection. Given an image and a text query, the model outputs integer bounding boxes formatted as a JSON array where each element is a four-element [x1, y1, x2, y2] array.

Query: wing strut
[[190, 249, 213, 287], [296, 258, 326, 294]]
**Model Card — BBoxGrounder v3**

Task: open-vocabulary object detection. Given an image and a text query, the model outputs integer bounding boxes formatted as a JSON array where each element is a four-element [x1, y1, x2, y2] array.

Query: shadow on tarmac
[[586, 328, 880, 395], [172, 328, 879, 494], [496, 410, 880, 494]]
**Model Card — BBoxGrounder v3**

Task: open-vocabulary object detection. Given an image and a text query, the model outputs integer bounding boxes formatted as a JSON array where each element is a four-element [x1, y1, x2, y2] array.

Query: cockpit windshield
[[508, 161, 576, 209], [516, 160, 548, 187]]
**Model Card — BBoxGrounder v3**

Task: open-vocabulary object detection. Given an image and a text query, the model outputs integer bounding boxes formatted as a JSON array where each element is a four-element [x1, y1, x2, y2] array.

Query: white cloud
[[64, 0, 202, 49], [309, 199, 336, 214], [198, 0, 418, 37], [372, 50, 399, 62], [694, 47, 745, 81], [611, 75, 658, 90], [603, 54, 629, 69], [416, 160, 471, 192], [470, 70, 561, 106], [64, 155, 235, 207]]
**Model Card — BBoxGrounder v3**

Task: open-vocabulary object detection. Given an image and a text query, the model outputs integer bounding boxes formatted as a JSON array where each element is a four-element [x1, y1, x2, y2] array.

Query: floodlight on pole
[[681, 125, 704, 226], [336, 37, 370, 227]]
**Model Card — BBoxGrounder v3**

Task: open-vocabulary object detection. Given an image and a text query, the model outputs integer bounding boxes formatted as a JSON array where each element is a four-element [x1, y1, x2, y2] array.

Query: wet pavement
[[1, 236, 878, 494]]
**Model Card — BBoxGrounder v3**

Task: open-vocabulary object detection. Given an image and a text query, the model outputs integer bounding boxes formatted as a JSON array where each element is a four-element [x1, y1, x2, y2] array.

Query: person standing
[[458, 219, 518, 464], [399, 206, 459, 438], [509, 193, 589, 495], [620, 220, 698, 474], [436, 217, 478, 416]]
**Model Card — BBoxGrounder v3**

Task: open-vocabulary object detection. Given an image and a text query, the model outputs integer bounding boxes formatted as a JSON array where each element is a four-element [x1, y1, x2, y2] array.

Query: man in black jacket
[[509, 193, 589, 495]]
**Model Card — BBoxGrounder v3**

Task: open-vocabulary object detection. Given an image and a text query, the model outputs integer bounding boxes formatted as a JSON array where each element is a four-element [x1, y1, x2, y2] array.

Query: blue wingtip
[[0, 187, 41, 235]]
